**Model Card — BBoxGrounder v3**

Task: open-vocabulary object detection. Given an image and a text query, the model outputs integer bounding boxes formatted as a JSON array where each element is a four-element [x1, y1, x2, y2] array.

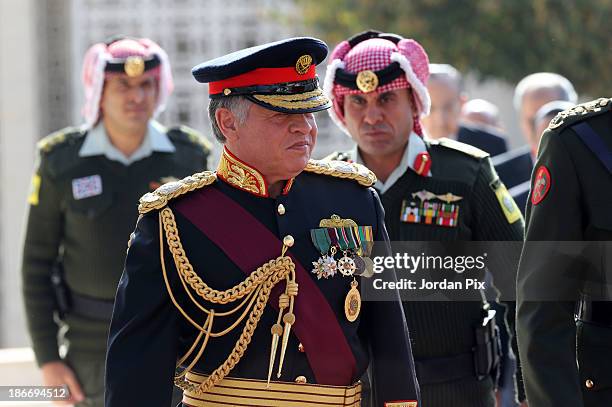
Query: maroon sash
[[174, 186, 357, 385]]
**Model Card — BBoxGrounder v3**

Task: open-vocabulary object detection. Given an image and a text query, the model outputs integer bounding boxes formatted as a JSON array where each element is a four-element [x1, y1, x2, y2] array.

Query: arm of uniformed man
[[517, 129, 583, 406], [471, 155, 526, 403], [360, 189, 421, 406], [22, 150, 85, 404], [105, 213, 179, 406]]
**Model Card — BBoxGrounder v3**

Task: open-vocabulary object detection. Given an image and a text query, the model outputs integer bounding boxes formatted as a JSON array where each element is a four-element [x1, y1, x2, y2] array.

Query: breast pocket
[[68, 193, 114, 220]]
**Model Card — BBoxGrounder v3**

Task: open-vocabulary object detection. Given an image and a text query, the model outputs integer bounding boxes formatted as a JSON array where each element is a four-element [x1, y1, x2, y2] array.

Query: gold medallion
[[344, 280, 361, 322], [295, 54, 313, 75], [356, 70, 379, 93], [124, 56, 145, 77]]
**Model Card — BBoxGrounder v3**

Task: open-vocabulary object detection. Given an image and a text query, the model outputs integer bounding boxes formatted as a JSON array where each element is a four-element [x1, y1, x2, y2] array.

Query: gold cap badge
[[124, 56, 145, 77], [356, 70, 379, 93], [295, 54, 313, 75]]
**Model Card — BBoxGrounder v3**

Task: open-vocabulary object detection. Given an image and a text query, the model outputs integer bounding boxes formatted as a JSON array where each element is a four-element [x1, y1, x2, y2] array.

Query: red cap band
[[209, 65, 316, 95]]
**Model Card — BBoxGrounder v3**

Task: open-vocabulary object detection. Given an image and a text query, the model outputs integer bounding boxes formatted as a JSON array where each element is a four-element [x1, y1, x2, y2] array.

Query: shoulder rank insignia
[[489, 178, 522, 224], [138, 171, 217, 214], [36, 127, 81, 154], [180, 125, 214, 151], [322, 151, 352, 162], [548, 98, 611, 131], [28, 174, 41, 206], [436, 137, 489, 159], [304, 159, 377, 187]]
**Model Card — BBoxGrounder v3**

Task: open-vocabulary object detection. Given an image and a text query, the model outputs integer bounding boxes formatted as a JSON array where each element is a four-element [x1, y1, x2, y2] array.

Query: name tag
[[72, 175, 103, 200]]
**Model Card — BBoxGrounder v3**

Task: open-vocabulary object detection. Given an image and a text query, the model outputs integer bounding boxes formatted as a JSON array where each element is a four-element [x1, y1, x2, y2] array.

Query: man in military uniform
[[323, 30, 525, 407], [517, 97, 612, 406], [105, 37, 420, 407], [422, 63, 508, 157], [495, 73, 578, 214], [21, 37, 210, 406]]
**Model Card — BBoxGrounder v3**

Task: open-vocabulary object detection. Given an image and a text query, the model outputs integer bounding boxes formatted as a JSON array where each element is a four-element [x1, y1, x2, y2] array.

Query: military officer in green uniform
[[517, 97, 612, 406], [105, 37, 421, 407], [324, 30, 525, 407], [21, 36, 210, 406]]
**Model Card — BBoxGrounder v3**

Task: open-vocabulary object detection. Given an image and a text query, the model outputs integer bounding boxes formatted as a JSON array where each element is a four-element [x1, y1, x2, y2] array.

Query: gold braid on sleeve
[[159, 207, 298, 395]]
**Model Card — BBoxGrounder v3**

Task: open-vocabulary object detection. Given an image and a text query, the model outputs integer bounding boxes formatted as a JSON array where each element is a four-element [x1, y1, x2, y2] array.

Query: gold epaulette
[[138, 171, 217, 214], [547, 97, 612, 131], [304, 159, 377, 187], [36, 127, 80, 154], [434, 137, 489, 159]]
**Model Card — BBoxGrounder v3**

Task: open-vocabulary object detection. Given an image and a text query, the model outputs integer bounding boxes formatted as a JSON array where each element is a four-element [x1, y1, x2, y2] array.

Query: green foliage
[[296, 0, 612, 96]]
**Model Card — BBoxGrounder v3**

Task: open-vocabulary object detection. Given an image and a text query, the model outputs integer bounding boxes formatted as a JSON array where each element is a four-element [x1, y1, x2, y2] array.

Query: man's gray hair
[[428, 63, 464, 93], [208, 96, 251, 143], [513, 72, 577, 111]]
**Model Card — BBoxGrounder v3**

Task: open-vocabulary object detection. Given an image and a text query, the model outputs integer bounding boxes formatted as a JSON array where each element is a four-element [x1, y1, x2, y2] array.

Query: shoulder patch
[[531, 165, 551, 205], [490, 178, 522, 224], [138, 171, 217, 214], [36, 127, 83, 154], [322, 151, 352, 162], [304, 159, 377, 187], [168, 125, 213, 152], [435, 137, 489, 159], [547, 98, 612, 132]]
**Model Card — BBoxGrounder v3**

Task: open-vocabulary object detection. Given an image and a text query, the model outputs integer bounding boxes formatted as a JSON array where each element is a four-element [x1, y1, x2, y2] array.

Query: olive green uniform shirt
[[22, 121, 211, 365]]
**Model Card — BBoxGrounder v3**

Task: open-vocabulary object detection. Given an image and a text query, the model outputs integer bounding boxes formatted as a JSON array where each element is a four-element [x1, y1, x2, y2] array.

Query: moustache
[[361, 124, 391, 133]]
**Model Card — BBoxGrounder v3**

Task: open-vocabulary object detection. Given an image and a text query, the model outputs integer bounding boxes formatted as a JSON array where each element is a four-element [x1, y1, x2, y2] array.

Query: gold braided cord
[[174, 261, 292, 395], [258, 88, 324, 102], [304, 160, 377, 187], [210, 285, 262, 338], [251, 93, 329, 110], [176, 311, 214, 378], [176, 322, 207, 367], [173, 234, 260, 321], [157, 208, 296, 395], [161, 208, 283, 304]]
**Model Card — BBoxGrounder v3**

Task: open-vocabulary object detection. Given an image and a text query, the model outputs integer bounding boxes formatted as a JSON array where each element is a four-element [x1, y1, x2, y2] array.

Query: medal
[[361, 257, 375, 278], [344, 279, 361, 322], [338, 253, 356, 276], [310, 229, 334, 278], [310, 219, 374, 282], [320, 254, 338, 279], [311, 257, 326, 280], [353, 255, 366, 275]]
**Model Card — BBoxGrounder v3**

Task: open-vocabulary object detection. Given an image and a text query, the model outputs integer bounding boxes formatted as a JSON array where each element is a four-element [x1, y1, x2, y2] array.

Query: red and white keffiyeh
[[81, 37, 174, 128], [324, 36, 430, 136]]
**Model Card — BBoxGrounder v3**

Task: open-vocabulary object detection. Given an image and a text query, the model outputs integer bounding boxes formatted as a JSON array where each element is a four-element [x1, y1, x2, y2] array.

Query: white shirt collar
[[353, 132, 431, 193], [79, 120, 175, 165]]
